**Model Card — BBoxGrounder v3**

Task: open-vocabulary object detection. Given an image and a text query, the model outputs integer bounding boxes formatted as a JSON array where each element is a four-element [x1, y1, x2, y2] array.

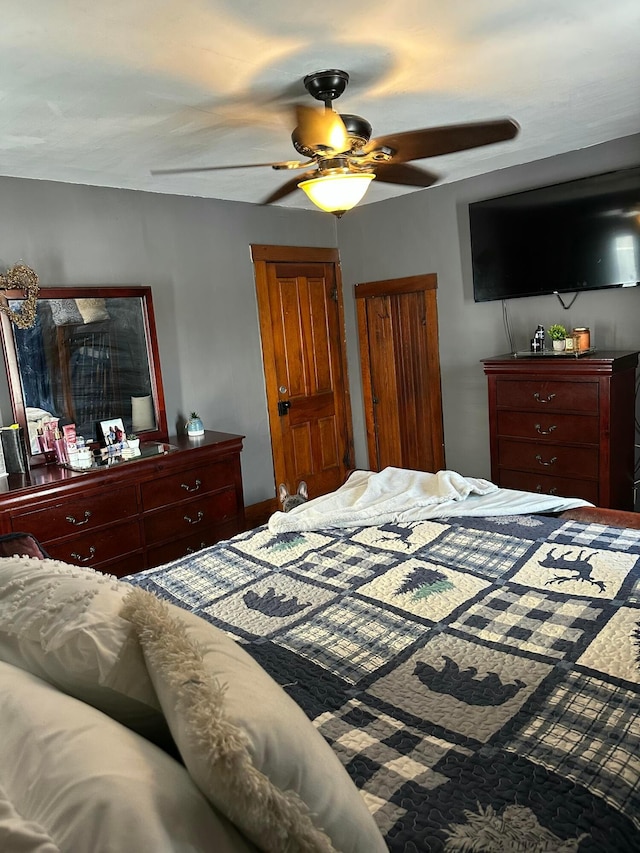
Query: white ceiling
[[2, 0, 639, 211]]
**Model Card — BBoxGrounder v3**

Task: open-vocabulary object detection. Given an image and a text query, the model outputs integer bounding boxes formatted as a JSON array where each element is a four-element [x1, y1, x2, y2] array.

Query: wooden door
[[252, 245, 354, 501], [356, 273, 445, 472]]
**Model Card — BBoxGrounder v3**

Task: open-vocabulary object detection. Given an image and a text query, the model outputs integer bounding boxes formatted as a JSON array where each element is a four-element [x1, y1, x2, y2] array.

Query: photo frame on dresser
[[99, 417, 126, 447], [0, 286, 168, 466]]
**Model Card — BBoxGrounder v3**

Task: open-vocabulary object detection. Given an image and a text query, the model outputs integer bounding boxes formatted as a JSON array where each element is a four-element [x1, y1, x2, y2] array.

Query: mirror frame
[[0, 285, 169, 466]]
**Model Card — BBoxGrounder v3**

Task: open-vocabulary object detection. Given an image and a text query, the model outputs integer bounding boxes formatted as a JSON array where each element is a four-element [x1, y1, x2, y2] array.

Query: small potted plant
[[548, 323, 567, 351], [126, 433, 140, 450], [186, 411, 205, 437]]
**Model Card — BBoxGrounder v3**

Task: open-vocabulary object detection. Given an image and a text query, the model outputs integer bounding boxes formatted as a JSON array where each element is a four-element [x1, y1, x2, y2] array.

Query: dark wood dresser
[[482, 351, 639, 510], [0, 430, 245, 576]]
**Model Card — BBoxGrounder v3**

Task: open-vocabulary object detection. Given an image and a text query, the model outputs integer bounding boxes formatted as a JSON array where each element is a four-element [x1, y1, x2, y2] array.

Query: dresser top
[[482, 350, 639, 364], [2, 430, 244, 498], [482, 350, 639, 374]]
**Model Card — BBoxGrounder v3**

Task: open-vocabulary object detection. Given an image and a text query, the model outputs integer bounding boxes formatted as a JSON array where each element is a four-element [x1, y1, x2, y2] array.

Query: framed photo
[[99, 417, 125, 447]]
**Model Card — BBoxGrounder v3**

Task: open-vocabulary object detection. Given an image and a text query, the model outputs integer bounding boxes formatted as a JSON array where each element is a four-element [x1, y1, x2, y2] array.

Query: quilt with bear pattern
[[126, 512, 640, 852]]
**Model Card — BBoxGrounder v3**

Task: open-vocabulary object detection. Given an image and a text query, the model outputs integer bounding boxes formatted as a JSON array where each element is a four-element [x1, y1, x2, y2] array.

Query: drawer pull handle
[[66, 510, 92, 526], [186, 542, 207, 554], [184, 511, 204, 525], [533, 392, 556, 403], [70, 546, 96, 563], [534, 423, 557, 435], [535, 485, 558, 495], [181, 479, 202, 493], [535, 454, 557, 467]]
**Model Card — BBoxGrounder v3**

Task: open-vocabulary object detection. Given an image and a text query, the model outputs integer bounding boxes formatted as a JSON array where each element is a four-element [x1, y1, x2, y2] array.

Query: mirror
[[0, 286, 168, 463]]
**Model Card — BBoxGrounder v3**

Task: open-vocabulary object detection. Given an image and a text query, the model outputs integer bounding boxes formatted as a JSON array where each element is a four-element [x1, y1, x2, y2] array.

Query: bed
[[1, 470, 640, 851]]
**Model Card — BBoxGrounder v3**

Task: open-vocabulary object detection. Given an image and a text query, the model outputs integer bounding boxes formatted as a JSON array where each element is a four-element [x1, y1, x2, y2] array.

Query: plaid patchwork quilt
[[126, 512, 640, 851]]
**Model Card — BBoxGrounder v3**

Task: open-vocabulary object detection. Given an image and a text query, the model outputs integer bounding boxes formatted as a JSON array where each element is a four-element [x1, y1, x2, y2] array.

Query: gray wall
[[337, 134, 640, 487], [0, 178, 336, 504], [1, 134, 638, 506]]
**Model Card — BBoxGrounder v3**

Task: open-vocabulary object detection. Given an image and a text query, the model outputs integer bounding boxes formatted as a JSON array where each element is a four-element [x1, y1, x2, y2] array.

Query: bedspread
[[127, 512, 640, 852]]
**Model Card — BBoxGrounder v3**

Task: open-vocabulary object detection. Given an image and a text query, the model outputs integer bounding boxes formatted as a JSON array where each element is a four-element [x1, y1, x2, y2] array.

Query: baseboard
[[244, 497, 278, 530]]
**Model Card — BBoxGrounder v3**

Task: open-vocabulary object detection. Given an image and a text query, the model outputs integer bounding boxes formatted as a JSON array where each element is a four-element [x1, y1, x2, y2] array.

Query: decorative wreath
[[0, 263, 40, 329]]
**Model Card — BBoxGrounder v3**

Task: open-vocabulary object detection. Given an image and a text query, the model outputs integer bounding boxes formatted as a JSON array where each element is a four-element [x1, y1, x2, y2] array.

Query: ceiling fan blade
[[372, 162, 439, 188], [294, 105, 349, 153], [151, 160, 306, 176], [261, 170, 316, 205], [365, 118, 519, 163]]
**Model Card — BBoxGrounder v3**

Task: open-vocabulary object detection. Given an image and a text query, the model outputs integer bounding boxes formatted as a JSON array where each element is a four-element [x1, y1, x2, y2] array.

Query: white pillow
[[0, 661, 256, 853], [0, 556, 166, 741], [121, 587, 387, 853]]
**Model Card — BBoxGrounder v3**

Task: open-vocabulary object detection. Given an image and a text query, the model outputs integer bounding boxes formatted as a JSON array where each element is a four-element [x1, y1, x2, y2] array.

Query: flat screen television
[[469, 166, 640, 302]]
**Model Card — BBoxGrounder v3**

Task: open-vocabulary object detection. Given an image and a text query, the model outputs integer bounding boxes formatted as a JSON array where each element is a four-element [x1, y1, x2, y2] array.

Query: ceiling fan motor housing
[[340, 114, 372, 148], [291, 113, 373, 158]]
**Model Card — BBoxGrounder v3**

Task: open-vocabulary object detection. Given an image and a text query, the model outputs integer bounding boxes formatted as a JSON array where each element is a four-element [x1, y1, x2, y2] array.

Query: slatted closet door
[[356, 273, 445, 473]]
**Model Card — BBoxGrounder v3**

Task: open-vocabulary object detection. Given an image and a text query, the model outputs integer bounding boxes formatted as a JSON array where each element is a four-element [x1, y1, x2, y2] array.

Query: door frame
[[251, 244, 355, 496]]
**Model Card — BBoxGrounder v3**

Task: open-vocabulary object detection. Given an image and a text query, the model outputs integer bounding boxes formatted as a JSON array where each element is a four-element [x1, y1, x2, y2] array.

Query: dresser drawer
[[44, 520, 142, 568], [140, 459, 236, 511], [143, 488, 238, 544], [102, 551, 146, 578], [496, 411, 600, 445], [498, 470, 599, 504], [496, 379, 599, 413], [497, 438, 599, 479], [11, 486, 138, 543], [146, 519, 240, 569]]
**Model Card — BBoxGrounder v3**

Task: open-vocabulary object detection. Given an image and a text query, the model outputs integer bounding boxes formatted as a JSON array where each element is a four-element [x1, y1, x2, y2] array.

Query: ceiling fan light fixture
[[298, 172, 375, 216]]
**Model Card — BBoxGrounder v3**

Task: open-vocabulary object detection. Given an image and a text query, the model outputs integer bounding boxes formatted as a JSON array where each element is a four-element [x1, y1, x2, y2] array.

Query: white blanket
[[268, 467, 593, 533]]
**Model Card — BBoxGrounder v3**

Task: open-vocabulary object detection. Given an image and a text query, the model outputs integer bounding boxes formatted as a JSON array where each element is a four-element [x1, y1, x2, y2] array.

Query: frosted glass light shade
[[298, 173, 375, 214]]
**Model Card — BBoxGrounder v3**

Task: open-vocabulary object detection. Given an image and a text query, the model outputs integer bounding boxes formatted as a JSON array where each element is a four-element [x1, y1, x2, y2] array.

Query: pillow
[[121, 588, 387, 853], [0, 556, 167, 743], [48, 298, 83, 326], [76, 296, 110, 324], [0, 661, 256, 853]]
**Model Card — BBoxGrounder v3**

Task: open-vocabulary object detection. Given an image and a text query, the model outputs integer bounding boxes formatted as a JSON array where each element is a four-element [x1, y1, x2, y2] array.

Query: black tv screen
[[470, 166, 640, 302]]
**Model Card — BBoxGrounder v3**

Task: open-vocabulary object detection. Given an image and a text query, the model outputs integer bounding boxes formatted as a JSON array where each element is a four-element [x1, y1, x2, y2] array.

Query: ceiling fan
[[153, 69, 519, 216]]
